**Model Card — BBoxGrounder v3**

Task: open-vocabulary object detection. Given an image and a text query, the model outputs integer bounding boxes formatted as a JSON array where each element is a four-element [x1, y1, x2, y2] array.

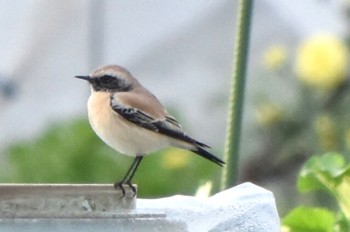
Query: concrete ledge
[[0, 182, 280, 231], [0, 184, 138, 218]]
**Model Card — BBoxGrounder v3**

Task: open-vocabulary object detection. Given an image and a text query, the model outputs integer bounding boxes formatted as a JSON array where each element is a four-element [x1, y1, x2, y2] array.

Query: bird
[[75, 65, 225, 196]]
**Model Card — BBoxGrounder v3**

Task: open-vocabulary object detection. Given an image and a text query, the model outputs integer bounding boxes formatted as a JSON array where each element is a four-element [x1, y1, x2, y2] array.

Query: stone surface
[[0, 184, 136, 218], [0, 183, 280, 231]]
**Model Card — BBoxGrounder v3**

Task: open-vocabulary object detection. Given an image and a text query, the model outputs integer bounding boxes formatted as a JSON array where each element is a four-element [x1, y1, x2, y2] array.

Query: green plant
[[282, 153, 350, 232]]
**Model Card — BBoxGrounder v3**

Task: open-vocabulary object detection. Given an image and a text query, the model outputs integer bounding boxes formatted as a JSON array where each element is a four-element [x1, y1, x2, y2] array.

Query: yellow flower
[[314, 115, 338, 151], [296, 34, 348, 90], [256, 103, 283, 127], [161, 148, 190, 170], [263, 45, 287, 70], [281, 226, 291, 232], [195, 181, 213, 199]]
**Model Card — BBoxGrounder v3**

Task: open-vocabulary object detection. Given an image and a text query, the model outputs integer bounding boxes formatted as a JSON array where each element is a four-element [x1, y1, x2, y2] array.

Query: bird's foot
[[114, 181, 136, 198], [114, 181, 126, 197]]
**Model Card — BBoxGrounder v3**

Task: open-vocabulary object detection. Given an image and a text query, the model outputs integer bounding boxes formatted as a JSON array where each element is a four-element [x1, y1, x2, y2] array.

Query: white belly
[[87, 92, 171, 156]]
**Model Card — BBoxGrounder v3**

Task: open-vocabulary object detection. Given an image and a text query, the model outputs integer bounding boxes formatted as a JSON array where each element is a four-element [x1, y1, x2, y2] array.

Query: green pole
[[221, 0, 254, 190]]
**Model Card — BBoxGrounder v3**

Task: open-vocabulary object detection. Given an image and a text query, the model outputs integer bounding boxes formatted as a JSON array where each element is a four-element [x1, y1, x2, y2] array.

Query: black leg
[[114, 155, 144, 197]]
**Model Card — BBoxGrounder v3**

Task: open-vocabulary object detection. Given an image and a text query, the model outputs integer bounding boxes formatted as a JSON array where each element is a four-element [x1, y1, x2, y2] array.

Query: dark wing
[[110, 96, 209, 148]]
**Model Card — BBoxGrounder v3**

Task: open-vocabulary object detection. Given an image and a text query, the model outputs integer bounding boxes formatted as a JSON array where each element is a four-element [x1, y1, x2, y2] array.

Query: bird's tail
[[191, 146, 225, 167]]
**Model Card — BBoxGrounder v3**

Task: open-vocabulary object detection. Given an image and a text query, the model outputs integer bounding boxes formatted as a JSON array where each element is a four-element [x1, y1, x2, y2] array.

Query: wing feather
[[110, 95, 209, 148]]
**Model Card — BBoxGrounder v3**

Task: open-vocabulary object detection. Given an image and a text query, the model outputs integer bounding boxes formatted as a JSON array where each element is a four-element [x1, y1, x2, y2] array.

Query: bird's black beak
[[74, 75, 91, 81]]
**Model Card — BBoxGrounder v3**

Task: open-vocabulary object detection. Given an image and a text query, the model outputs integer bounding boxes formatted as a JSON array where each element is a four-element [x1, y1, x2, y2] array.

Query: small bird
[[75, 65, 224, 195]]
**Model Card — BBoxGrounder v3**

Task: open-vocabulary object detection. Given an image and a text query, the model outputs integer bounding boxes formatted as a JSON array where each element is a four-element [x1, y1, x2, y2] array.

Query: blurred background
[[0, 0, 349, 216]]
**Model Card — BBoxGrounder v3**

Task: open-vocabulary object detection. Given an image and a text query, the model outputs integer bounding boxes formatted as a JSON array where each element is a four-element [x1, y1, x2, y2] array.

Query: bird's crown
[[76, 65, 137, 92]]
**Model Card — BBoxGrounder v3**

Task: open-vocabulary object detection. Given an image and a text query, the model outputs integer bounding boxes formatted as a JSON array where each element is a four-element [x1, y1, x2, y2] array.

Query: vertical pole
[[221, 0, 254, 190]]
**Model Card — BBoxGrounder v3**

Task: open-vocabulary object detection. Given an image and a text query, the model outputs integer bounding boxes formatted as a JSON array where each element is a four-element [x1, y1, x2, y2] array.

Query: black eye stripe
[[90, 74, 132, 92], [100, 75, 116, 83]]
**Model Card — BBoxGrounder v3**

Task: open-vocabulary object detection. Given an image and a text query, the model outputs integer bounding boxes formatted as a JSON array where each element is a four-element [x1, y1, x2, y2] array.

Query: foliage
[[282, 153, 350, 232], [283, 206, 335, 232], [242, 32, 350, 186], [245, 21, 350, 230], [0, 118, 221, 197]]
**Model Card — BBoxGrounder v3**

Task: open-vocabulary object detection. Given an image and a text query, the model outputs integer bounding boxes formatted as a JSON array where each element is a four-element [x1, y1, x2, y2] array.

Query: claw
[[114, 181, 137, 198], [114, 182, 126, 198], [126, 181, 137, 197]]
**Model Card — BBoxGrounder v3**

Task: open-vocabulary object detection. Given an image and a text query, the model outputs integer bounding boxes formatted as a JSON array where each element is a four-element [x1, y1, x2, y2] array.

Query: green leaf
[[336, 175, 350, 221], [336, 212, 350, 232], [283, 206, 335, 232], [297, 153, 350, 221], [297, 152, 348, 193]]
